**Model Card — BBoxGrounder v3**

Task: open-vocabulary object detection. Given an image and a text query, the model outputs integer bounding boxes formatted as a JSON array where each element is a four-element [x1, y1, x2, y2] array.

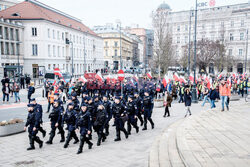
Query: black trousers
[[164, 106, 170, 116]]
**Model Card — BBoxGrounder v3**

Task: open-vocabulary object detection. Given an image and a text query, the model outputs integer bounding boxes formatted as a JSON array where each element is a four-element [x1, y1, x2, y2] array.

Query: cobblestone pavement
[[0, 101, 203, 167], [149, 99, 250, 167]]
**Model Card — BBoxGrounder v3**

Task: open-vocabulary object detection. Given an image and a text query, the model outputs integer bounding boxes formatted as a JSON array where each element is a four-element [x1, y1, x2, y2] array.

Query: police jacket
[[112, 103, 126, 119], [184, 92, 192, 106], [63, 109, 77, 125], [76, 111, 91, 130], [134, 97, 143, 110], [34, 103, 43, 123], [25, 110, 40, 128], [49, 106, 63, 123], [126, 101, 138, 115], [73, 99, 80, 111], [28, 86, 35, 95], [94, 109, 107, 126], [87, 102, 96, 120], [143, 96, 153, 111], [103, 100, 112, 119]]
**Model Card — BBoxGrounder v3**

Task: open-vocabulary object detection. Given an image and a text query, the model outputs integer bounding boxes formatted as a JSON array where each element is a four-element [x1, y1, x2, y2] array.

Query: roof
[[158, 2, 171, 10], [0, 0, 97, 36]]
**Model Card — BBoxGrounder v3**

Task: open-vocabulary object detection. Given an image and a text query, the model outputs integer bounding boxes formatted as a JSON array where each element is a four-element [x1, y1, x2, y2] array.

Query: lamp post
[[192, 0, 198, 103], [116, 20, 122, 70], [188, 8, 194, 77], [83, 32, 88, 74], [17, 41, 22, 84], [245, 29, 248, 73]]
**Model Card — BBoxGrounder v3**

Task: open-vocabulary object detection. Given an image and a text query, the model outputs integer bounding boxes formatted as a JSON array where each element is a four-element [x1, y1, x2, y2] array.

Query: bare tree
[[152, 9, 175, 76]]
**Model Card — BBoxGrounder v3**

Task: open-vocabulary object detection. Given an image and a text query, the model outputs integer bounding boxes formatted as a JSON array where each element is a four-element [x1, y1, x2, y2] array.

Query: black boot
[[136, 126, 139, 133], [102, 134, 106, 142], [64, 133, 71, 148], [27, 135, 35, 150], [34, 136, 43, 148], [114, 131, 121, 141], [77, 137, 84, 154]]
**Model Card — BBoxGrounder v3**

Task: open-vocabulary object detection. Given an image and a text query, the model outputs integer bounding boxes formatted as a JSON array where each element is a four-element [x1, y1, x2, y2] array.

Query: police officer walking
[[103, 95, 112, 136], [24, 104, 43, 150], [46, 100, 65, 144], [134, 92, 144, 126], [126, 95, 139, 135], [142, 91, 154, 130], [75, 103, 93, 154], [112, 97, 129, 141], [63, 102, 79, 148]]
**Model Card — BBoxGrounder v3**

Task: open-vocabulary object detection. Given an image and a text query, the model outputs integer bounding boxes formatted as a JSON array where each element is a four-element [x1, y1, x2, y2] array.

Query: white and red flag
[[95, 71, 104, 82], [146, 72, 152, 79]]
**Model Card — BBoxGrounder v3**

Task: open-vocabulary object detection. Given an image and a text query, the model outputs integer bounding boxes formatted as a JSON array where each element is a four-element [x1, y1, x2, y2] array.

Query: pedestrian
[[75, 103, 93, 154], [24, 104, 43, 150], [47, 88, 54, 113], [209, 86, 219, 109], [219, 80, 230, 111], [163, 91, 173, 117], [27, 83, 35, 103], [201, 85, 210, 107], [2, 82, 10, 102], [25, 75, 31, 88], [184, 88, 192, 117], [21, 75, 25, 89], [178, 85, 184, 103], [13, 82, 21, 103]]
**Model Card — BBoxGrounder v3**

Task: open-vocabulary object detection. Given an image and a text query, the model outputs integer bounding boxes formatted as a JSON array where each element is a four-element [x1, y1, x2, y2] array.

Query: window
[[5, 27, 9, 40], [115, 49, 117, 56], [239, 49, 243, 56], [80, 37, 81, 44], [177, 25, 180, 32], [62, 32, 64, 40], [201, 24, 205, 29], [10, 28, 14, 40], [10, 43, 14, 55], [32, 27, 37, 36], [32, 44, 38, 56], [105, 50, 108, 57], [16, 43, 20, 55], [73, 35, 75, 43], [114, 41, 118, 47], [53, 45, 55, 57], [231, 21, 234, 27], [57, 31, 59, 40], [62, 47, 64, 57], [211, 35, 215, 41], [105, 41, 108, 47], [177, 37, 180, 43], [48, 45, 51, 57], [241, 20, 244, 27], [229, 33, 234, 41], [211, 23, 215, 29], [15, 29, 19, 41], [58, 46, 60, 57], [77, 36, 78, 43], [53, 30, 55, 39], [221, 21, 224, 27], [240, 33, 244, 40], [185, 25, 188, 31], [48, 64, 51, 70], [185, 36, 188, 43], [48, 28, 50, 38], [229, 49, 232, 56], [1, 42, 4, 55]]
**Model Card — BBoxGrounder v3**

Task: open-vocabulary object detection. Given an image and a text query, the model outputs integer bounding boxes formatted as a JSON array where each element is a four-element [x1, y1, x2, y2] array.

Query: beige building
[[94, 24, 136, 70]]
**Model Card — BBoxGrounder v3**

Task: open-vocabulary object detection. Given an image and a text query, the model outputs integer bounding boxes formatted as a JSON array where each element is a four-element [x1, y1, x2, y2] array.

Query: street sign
[[117, 69, 125, 82]]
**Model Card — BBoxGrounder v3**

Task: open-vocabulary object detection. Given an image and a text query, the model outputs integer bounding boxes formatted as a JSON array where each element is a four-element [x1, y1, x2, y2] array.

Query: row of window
[[175, 32, 247, 44], [176, 19, 245, 32], [0, 26, 20, 41], [1, 42, 20, 55], [47, 63, 101, 73], [228, 48, 245, 57], [105, 41, 119, 47]]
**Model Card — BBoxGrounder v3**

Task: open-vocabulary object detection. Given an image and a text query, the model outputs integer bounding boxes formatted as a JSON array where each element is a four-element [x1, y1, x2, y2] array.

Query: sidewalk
[[149, 100, 250, 167]]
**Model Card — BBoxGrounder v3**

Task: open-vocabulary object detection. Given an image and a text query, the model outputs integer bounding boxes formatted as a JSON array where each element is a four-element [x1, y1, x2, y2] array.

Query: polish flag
[[218, 73, 223, 79], [146, 72, 152, 79], [54, 68, 62, 77], [232, 73, 236, 78], [95, 71, 103, 82], [173, 73, 179, 81], [205, 76, 211, 89], [179, 76, 187, 84], [189, 74, 194, 82], [106, 74, 111, 83], [78, 76, 87, 83]]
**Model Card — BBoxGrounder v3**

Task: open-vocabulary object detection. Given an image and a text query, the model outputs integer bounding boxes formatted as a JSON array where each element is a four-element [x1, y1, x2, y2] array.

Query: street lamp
[[66, 39, 74, 78], [192, 0, 198, 103], [17, 41, 22, 84], [116, 19, 122, 70], [83, 31, 88, 74]]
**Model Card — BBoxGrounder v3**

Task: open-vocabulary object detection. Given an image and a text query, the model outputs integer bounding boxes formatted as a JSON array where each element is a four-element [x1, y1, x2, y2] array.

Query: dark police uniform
[[112, 98, 128, 141], [134, 94, 144, 126], [126, 98, 139, 134], [103, 98, 112, 136], [142, 94, 155, 130], [25, 104, 43, 150], [93, 106, 107, 146], [63, 103, 79, 148], [76, 105, 93, 154], [32, 99, 46, 138]]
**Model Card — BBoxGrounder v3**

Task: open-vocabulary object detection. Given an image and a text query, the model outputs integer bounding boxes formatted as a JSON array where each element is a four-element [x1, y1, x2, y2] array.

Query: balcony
[[66, 56, 71, 62]]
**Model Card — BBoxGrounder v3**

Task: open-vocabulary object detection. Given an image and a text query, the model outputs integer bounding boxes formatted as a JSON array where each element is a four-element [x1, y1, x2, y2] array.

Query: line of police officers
[[24, 87, 155, 154]]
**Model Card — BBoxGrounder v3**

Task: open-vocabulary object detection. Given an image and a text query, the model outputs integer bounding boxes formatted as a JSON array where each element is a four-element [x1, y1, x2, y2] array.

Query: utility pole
[[188, 8, 193, 77], [192, 0, 198, 103], [83, 33, 87, 74], [71, 42, 74, 78], [245, 29, 248, 73]]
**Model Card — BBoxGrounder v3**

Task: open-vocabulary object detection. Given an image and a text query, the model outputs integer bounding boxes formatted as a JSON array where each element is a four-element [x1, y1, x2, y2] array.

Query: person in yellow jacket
[[47, 87, 54, 113]]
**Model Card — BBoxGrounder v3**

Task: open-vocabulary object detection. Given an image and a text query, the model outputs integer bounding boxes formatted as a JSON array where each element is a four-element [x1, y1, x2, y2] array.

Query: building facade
[[0, 0, 104, 78], [126, 28, 154, 69], [156, 2, 250, 74], [0, 0, 18, 11], [93, 24, 141, 71], [0, 18, 23, 79]]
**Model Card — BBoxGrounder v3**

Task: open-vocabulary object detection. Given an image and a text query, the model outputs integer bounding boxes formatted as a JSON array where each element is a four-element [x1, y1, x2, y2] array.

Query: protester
[[13, 82, 21, 103], [2, 82, 10, 102], [163, 91, 173, 117], [184, 87, 192, 117]]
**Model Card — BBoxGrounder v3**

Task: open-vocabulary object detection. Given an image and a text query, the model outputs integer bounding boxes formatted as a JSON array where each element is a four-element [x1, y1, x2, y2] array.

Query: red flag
[[146, 72, 152, 79], [173, 73, 179, 81], [95, 71, 103, 82]]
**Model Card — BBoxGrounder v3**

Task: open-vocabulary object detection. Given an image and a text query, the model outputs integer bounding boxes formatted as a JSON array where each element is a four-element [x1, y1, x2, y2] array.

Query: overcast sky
[[36, 0, 248, 29]]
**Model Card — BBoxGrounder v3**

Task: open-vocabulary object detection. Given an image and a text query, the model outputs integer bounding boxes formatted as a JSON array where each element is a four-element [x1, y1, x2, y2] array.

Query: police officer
[[30, 98, 46, 138], [87, 97, 96, 140], [54, 93, 63, 108], [24, 104, 43, 150], [63, 102, 79, 148], [93, 104, 107, 146], [75, 103, 93, 154], [142, 91, 155, 130], [126, 95, 139, 135], [134, 92, 144, 126], [46, 100, 65, 144], [103, 95, 112, 136], [72, 92, 80, 112], [112, 97, 128, 141]]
